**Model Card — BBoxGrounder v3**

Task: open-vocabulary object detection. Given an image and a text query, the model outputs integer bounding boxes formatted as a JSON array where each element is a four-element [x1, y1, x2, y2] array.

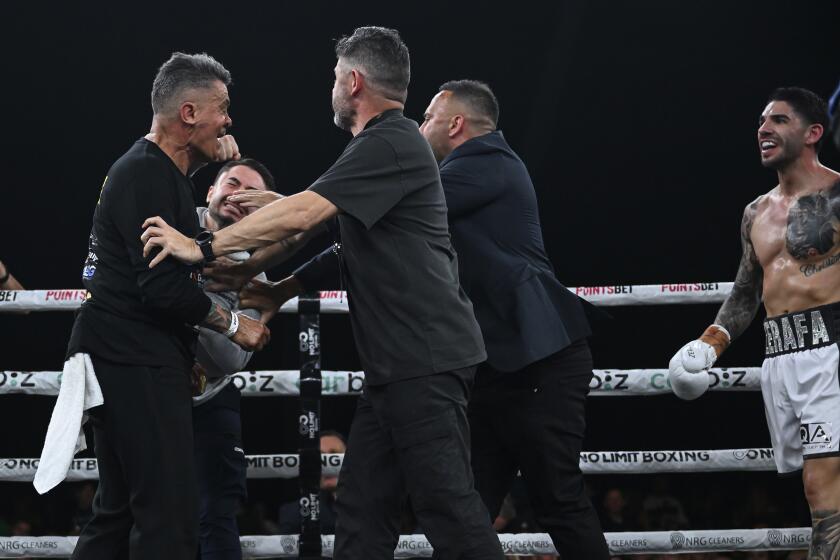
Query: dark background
[[2, 0, 839, 538]]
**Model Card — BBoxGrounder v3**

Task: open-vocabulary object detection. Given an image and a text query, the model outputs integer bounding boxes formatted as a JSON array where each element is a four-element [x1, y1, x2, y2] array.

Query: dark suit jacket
[[440, 131, 590, 372]]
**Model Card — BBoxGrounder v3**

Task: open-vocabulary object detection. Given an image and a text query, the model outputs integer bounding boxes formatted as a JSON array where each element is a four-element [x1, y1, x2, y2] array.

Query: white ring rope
[[0, 447, 778, 482], [0, 528, 812, 557], [0, 282, 782, 557], [0, 282, 732, 312], [0, 368, 761, 397]]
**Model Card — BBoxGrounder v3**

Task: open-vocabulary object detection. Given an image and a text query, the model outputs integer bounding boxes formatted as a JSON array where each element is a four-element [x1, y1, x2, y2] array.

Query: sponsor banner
[[0, 290, 350, 314], [0, 529, 810, 558], [287, 291, 348, 314], [239, 535, 303, 558], [0, 537, 78, 558], [607, 528, 810, 554], [0, 458, 100, 482], [0, 370, 367, 397], [0, 371, 62, 395], [572, 282, 732, 307], [589, 367, 760, 395], [1, 449, 775, 482], [0, 454, 344, 482], [240, 534, 556, 558], [1, 284, 734, 313], [0, 290, 87, 312], [230, 371, 364, 397], [498, 533, 556, 556], [580, 448, 776, 474], [2, 368, 761, 397]]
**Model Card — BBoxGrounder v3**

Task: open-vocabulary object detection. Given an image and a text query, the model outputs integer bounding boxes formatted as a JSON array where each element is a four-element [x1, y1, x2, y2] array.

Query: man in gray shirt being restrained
[[192, 158, 278, 560]]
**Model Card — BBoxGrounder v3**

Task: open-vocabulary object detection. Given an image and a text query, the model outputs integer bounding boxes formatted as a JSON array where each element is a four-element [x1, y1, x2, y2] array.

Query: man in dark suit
[[420, 80, 610, 559]]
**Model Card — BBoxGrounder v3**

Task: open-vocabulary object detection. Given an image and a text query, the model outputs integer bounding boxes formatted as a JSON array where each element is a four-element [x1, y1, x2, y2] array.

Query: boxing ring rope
[[2, 283, 808, 556], [0, 367, 762, 397], [0, 282, 732, 312], [0, 528, 815, 558], [0, 447, 780, 482]]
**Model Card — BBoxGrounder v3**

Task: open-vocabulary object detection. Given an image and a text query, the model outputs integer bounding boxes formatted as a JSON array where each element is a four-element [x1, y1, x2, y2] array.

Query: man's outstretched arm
[[203, 227, 327, 292], [141, 190, 338, 267]]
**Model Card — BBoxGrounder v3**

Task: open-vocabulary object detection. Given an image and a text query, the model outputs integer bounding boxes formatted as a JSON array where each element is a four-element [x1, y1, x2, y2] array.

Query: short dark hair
[[767, 86, 829, 151], [439, 80, 499, 129], [213, 158, 276, 192], [335, 26, 410, 103], [151, 52, 231, 115], [320, 430, 347, 446]]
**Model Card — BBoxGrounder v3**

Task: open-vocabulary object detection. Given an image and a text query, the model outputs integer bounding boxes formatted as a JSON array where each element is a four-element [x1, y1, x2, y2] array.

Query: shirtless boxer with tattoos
[[668, 87, 840, 559]]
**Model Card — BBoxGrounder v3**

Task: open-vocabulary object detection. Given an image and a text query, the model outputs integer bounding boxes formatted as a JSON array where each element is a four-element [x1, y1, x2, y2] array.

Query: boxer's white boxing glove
[[668, 325, 730, 400]]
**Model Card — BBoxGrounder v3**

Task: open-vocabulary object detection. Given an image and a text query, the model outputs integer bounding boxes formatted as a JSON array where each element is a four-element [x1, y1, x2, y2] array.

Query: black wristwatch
[[195, 230, 216, 263]]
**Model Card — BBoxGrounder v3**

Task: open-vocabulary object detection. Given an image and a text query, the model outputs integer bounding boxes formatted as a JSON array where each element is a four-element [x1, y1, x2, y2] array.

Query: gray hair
[[151, 52, 231, 115], [335, 26, 410, 103]]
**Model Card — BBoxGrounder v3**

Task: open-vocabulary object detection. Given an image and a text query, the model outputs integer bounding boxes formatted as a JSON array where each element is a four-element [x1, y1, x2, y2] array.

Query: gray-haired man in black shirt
[[69, 53, 269, 560], [141, 28, 504, 560]]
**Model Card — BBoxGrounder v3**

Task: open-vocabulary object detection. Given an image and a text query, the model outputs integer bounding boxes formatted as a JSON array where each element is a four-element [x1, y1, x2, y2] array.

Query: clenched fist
[[668, 324, 730, 400], [214, 135, 241, 162], [232, 313, 271, 351]]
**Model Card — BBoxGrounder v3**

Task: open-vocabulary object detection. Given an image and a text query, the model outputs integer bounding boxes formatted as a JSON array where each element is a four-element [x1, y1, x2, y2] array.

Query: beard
[[208, 205, 235, 229], [761, 143, 800, 170], [429, 138, 447, 162], [332, 88, 356, 131]]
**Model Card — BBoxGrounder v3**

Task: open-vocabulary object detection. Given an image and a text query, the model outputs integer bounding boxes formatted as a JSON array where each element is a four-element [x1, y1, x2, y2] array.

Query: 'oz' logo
[[230, 373, 274, 393], [589, 372, 628, 391], [708, 369, 748, 389], [801, 423, 832, 445], [0, 372, 35, 389]]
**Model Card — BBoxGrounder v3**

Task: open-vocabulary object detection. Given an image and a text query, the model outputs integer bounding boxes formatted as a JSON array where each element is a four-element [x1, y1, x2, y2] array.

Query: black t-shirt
[[67, 139, 211, 368], [309, 109, 486, 384]]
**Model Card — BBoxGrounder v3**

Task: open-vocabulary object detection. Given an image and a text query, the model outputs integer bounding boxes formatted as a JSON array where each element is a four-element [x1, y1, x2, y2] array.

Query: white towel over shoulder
[[33, 352, 104, 494]]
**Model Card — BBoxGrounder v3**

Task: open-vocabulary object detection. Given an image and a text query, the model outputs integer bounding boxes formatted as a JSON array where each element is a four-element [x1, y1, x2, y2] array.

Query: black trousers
[[333, 367, 504, 560], [469, 339, 610, 559], [193, 383, 247, 560], [72, 356, 198, 560]]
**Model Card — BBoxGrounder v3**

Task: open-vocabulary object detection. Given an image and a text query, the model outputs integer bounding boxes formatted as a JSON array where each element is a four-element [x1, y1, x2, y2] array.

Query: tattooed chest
[[785, 183, 840, 260]]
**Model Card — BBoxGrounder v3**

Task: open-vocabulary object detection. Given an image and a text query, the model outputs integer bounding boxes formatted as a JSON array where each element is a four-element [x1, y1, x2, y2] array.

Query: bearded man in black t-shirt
[[69, 52, 269, 560], [142, 28, 504, 560]]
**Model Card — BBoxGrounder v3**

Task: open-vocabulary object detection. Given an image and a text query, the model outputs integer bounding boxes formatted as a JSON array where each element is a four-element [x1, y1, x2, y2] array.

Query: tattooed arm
[[669, 199, 764, 399], [713, 198, 764, 341], [201, 302, 233, 333], [200, 301, 270, 351]]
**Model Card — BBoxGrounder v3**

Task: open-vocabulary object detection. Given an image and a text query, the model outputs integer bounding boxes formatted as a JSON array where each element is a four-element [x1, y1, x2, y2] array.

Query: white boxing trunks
[[762, 303, 840, 473]]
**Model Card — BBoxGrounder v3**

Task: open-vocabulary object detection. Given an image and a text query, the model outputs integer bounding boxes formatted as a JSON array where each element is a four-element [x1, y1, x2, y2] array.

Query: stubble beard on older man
[[332, 89, 357, 132]]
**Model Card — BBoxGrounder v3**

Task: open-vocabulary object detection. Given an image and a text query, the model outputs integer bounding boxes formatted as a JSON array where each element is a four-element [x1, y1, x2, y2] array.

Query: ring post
[[298, 292, 322, 559]]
